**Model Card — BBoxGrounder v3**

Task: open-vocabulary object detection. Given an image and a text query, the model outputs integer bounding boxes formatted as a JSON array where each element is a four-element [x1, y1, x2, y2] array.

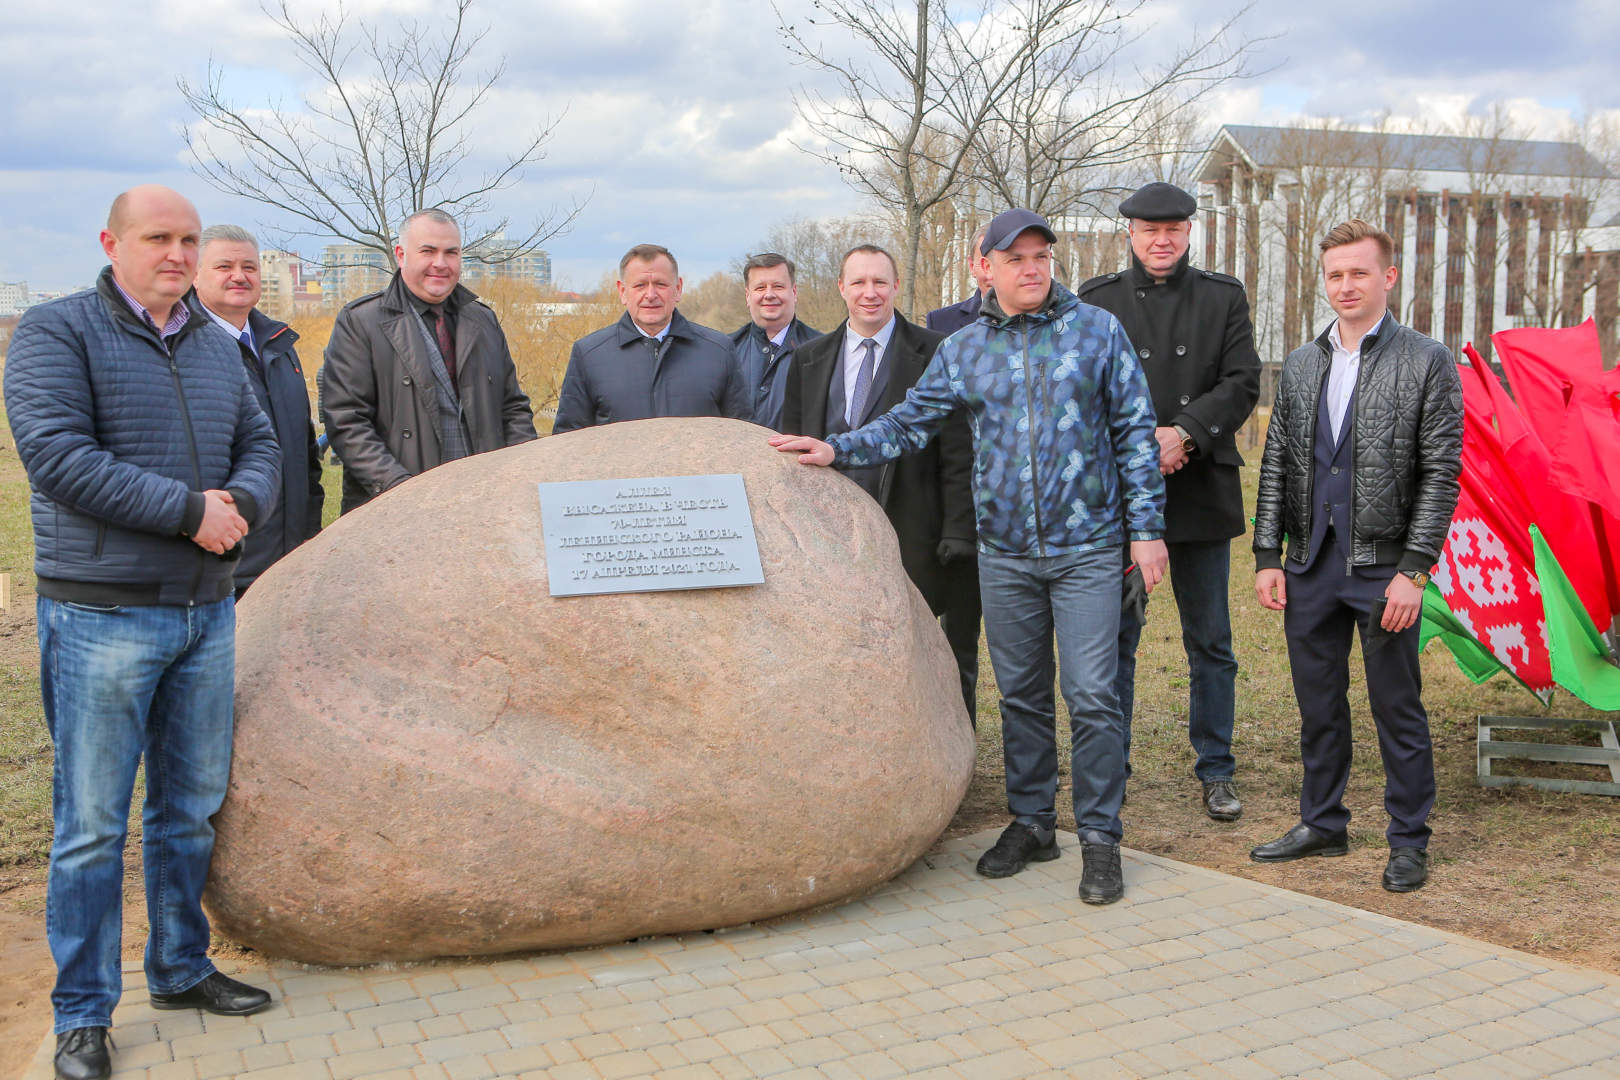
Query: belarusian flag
[[1429, 464, 1553, 696], [1492, 322, 1620, 624], [1532, 526, 1620, 710], [1460, 345, 1616, 633]]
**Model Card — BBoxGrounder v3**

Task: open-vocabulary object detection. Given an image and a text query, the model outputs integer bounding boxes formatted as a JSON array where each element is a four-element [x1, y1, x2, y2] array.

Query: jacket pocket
[[94, 523, 107, 559]]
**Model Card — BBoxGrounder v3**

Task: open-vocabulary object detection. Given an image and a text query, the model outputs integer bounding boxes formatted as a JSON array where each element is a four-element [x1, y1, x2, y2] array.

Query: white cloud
[[3, 0, 1618, 290]]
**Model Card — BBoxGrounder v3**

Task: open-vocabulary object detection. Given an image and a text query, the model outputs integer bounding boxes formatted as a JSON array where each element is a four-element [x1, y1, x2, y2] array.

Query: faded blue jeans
[[39, 596, 236, 1034], [979, 546, 1125, 843], [1114, 539, 1239, 782]]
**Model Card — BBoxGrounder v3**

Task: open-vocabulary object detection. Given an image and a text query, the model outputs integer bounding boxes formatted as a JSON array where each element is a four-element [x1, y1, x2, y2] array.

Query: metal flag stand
[[1478, 714, 1620, 796]]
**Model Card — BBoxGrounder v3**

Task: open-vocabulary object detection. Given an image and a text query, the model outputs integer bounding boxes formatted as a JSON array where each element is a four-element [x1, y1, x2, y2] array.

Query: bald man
[[6, 185, 281, 1079]]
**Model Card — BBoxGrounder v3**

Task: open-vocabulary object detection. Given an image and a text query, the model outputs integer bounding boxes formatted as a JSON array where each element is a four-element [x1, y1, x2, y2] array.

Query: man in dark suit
[[730, 252, 821, 431], [924, 226, 991, 724], [1252, 219, 1462, 893], [193, 224, 324, 593], [926, 225, 990, 338], [781, 244, 977, 694], [1076, 182, 1260, 822]]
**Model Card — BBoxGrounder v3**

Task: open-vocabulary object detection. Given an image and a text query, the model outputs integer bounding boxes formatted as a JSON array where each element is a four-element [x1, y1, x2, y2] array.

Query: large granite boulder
[[205, 417, 975, 965]]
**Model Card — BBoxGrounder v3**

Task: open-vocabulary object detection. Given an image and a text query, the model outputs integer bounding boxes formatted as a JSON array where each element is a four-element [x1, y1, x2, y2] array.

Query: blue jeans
[[1115, 539, 1238, 782], [979, 547, 1125, 842], [39, 596, 236, 1034]]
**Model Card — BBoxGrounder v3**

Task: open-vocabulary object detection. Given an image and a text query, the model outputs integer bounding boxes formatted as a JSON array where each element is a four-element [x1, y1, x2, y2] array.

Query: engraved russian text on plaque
[[538, 474, 765, 597]]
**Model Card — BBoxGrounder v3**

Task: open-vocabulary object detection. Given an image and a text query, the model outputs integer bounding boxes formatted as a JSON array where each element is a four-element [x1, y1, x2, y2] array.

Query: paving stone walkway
[[24, 829, 1620, 1080]]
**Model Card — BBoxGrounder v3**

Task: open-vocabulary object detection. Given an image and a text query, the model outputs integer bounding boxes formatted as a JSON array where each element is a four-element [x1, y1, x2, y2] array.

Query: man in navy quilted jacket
[[5, 185, 282, 1080]]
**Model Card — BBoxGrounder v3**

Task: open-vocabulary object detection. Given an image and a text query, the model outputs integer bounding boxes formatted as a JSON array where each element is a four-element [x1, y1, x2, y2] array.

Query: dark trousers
[[1284, 547, 1435, 848], [1115, 539, 1238, 781], [939, 559, 982, 726]]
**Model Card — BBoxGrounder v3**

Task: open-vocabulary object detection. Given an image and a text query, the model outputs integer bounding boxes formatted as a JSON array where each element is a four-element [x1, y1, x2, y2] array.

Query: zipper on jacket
[[168, 349, 209, 603], [1019, 321, 1047, 558]]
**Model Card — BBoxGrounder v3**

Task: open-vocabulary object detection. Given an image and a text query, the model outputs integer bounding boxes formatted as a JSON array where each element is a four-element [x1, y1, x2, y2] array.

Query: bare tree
[[969, 1, 1259, 226], [781, 0, 1258, 316], [781, 0, 1087, 316], [179, 0, 585, 270]]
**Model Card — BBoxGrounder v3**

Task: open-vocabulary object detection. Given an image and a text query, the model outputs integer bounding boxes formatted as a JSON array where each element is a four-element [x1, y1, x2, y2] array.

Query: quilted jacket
[[4, 269, 281, 605], [829, 282, 1165, 558], [1252, 317, 1463, 573]]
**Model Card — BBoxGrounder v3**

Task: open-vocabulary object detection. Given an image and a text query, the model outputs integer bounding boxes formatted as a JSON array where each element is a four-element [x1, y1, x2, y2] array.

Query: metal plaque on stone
[[538, 474, 765, 597]]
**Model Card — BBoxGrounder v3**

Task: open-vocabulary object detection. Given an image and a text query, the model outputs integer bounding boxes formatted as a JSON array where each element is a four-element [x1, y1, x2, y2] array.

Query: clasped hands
[[192, 489, 249, 554]]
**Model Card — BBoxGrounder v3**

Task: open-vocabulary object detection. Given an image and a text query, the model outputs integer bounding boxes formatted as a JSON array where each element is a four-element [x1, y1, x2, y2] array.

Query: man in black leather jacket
[[1250, 219, 1462, 894]]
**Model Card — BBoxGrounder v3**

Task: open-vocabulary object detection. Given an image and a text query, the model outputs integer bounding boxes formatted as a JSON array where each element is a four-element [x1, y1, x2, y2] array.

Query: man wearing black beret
[[1077, 181, 1261, 822]]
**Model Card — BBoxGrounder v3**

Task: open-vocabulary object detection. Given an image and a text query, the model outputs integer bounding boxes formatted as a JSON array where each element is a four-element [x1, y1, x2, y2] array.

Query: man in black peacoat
[[1076, 182, 1261, 820]]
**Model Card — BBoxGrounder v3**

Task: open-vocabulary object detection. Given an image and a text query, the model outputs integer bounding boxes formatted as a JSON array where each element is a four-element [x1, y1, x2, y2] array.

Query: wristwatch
[[1173, 424, 1196, 455], [1400, 570, 1430, 589]]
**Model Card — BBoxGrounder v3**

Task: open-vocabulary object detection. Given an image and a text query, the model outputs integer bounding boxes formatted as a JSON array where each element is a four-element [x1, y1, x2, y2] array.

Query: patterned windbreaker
[[828, 282, 1166, 558]]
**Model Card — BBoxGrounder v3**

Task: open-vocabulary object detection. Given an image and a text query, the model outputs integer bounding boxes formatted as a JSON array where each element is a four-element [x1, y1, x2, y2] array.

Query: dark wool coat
[[1077, 254, 1261, 543]]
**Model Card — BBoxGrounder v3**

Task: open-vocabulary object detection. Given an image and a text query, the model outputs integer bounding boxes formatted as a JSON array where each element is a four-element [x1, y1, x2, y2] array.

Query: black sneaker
[[1079, 841, 1124, 905], [975, 822, 1059, 878], [55, 1026, 111, 1080]]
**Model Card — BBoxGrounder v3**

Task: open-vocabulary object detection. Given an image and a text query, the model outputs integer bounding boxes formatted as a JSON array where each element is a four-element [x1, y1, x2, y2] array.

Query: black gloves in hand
[[936, 538, 977, 567], [1122, 563, 1149, 624]]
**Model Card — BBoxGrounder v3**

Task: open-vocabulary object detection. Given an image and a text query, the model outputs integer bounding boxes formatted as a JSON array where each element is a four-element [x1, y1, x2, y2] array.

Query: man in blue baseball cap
[[772, 208, 1167, 905]]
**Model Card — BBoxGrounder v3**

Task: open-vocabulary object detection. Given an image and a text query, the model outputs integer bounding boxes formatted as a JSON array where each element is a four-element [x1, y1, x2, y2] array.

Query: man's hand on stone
[[1256, 569, 1287, 610], [1130, 539, 1168, 592], [193, 489, 248, 554], [1382, 573, 1424, 632], [1155, 426, 1188, 475], [768, 434, 834, 466]]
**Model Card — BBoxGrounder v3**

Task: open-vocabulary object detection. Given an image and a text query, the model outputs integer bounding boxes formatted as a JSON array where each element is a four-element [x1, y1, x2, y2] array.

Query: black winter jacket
[[233, 308, 324, 589], [1253, 318, 1462, 574]]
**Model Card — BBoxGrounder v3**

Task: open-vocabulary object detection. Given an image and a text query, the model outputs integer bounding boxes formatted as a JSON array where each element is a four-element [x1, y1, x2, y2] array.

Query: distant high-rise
[[463, 230, 552, 291], [320, 243, 391, 305], [0, 280, 29, 318], [258, 250, 301, 319]]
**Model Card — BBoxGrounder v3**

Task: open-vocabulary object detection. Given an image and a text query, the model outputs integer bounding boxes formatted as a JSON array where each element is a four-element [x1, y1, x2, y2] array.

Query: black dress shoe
[[1383, 847, 1429, 892], [1078, 841, 1124, 905], [1249, 822, 1349, 862], [1202, 779, 1243, 822], [55, 1026, 111, 1080], [975, 822, 1059, 878], [151, 971, 273, 1016]]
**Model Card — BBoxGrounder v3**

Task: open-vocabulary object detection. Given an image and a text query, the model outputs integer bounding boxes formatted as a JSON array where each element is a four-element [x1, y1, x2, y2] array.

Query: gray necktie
[[848, 338, 877, 425]]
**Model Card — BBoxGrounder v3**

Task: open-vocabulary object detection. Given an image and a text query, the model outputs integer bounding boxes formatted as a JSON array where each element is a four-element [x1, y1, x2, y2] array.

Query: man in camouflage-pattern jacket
[[771, 209, 1167, 906]]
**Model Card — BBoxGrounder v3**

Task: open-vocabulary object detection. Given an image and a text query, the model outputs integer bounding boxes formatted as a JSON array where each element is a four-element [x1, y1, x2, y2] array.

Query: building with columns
[[1193, 124, 1618, 367]]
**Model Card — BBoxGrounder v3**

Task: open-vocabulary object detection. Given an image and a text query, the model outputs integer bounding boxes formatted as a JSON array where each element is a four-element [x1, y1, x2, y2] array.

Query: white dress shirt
[[203, 304, 255, 356], [1324, 313, 1385, 443], [842, 314, 897, 424]]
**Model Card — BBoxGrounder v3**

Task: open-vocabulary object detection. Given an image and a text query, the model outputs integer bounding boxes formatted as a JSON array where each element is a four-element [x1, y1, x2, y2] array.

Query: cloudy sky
[[2, 0, 1616, 293]]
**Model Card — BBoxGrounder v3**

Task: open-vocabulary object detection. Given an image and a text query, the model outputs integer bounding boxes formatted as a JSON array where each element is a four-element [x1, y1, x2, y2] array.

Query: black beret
[[1118, 182, 1197, 221]]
